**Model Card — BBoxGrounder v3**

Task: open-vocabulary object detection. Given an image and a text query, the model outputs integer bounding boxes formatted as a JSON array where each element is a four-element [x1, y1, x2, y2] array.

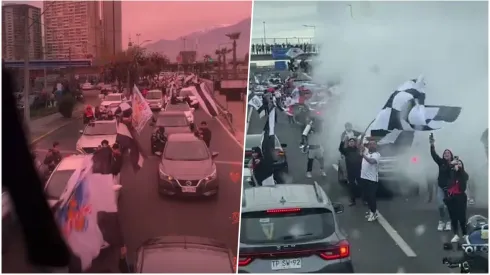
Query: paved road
[[245, 109, 487, 273], [3, 101, 243, 272]]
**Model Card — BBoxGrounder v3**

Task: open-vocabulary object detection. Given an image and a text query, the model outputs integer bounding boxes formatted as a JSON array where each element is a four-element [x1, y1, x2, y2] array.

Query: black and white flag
[[370, 75, 461, 133], [115, 122, 144, 172], [260, 94, 277, 186]]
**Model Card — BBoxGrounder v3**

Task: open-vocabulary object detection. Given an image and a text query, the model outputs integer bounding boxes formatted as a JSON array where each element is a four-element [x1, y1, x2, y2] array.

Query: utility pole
[[43, 35, 48, 90], [23, 14, 30, 127]]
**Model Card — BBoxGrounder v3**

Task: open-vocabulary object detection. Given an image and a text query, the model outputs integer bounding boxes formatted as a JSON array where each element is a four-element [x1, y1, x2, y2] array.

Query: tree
[[225, 32, 241, 78], [220, 47, 232, 78]]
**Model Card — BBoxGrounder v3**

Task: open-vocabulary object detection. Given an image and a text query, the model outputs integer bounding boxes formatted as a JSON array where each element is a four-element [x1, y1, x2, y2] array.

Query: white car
[[44, 155, 122, 209], [100, 93, 125, 113], [165, 102, 195, 123], [146, 89, 165, 111], [76, 120, 118, 154], [82, 82, 94, 90]]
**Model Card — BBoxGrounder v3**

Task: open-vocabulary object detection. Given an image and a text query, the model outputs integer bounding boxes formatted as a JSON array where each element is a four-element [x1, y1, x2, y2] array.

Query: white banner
[[132, 85, 153, 134]]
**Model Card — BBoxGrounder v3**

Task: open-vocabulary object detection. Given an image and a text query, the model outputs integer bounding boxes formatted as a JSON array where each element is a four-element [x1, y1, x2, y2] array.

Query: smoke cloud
[[312, 2, 488, 206]]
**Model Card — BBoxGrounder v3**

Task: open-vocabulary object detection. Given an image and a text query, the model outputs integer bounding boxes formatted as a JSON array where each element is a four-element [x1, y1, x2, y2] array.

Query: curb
[[30, 112, 83, 145]]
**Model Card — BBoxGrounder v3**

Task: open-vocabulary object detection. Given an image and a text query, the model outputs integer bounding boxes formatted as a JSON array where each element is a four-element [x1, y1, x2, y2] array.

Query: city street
[[3, 96, 244, 272], [246, 109, 487, 273]]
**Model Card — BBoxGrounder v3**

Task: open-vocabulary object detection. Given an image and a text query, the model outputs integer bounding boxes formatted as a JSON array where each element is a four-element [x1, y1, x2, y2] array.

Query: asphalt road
[[3, 96, 244, 272], [245, 108, 488, 273]]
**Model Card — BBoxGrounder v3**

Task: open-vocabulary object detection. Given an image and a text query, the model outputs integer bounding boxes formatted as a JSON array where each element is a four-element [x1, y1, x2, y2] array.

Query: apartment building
[[102, 0, 122, 56], [2, 3, 43, 60], [43, 1, 103, 60]]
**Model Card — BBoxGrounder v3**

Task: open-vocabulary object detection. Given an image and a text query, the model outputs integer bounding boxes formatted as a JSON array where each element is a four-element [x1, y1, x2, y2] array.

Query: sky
[[251, 1, 316, 45], [6, 1, 252, 45]]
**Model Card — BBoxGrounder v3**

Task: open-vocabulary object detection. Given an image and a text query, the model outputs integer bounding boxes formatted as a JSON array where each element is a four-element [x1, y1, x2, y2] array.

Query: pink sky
[[8, 1, 251, 44]]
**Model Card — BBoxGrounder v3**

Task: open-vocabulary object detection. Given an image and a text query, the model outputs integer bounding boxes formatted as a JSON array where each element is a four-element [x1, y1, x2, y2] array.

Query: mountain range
[[145, 18, 251, 62]]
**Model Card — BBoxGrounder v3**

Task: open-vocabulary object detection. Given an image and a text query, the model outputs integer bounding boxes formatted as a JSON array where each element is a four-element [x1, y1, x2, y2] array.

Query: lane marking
[[34, 149, 78, 154], [332, 163, 339, 171], [376, 212, 417, 257], [215, 160, 243, 166]]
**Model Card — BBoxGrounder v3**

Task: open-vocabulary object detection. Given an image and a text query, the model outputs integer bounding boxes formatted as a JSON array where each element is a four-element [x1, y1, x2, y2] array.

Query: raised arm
[[430, 144, 443, 165]]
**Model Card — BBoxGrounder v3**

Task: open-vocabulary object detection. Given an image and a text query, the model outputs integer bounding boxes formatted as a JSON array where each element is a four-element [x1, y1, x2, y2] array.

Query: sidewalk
[[213, 93, 246, 146]]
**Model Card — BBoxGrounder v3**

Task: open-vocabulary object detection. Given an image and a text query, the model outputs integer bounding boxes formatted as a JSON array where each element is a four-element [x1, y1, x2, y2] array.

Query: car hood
[[146, 99, 162, 103], [161, 158, 214, 180], [77, 135, 116, 148]]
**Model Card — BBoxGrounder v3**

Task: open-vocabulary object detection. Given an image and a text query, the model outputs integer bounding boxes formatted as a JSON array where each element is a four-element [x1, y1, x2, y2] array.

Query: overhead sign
[[271, 47, 289, 59], [4, 59, 92, 68], [274, 61, 287, 71]]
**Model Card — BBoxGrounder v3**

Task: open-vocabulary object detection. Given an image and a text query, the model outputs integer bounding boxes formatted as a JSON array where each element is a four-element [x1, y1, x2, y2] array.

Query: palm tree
[[220, 47, 232, 79], [225, 32, 241, 78]]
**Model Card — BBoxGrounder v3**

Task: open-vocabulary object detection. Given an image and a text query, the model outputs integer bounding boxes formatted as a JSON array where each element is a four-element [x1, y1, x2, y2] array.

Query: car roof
[[167, 133, 198, 142], [56, 155, 86, 171], [245, 134, 280, 150], [241, 183, 332, 212]]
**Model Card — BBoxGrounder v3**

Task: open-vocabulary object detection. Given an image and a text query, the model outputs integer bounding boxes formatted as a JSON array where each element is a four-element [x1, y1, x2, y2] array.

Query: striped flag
[[285, 47, 305, 59], [194, 83, 219, 117], [260, 94, 277, 186], [116, 121, 144, 172]]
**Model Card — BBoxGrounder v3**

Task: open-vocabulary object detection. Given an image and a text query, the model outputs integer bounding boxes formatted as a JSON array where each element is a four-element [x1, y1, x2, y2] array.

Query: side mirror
[[332, 202, 344, 214], [281, 143, 288, 148], [211, 152, 219, 158], [79, 130, 83, 134]]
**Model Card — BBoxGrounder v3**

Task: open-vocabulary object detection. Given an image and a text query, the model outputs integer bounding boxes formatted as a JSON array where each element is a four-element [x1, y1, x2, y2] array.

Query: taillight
[[315, 111, 321, 115], [267, 208, 301, 214], [276, 149, 284, 156], [238, 257, 253, 266], [411, 156, 418, 163], [319, 240, 350, 260]]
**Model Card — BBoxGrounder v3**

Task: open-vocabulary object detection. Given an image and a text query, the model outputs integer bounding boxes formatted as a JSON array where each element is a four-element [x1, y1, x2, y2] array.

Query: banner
[[131, 85, 153, 134], [271, 47, 289, 59]]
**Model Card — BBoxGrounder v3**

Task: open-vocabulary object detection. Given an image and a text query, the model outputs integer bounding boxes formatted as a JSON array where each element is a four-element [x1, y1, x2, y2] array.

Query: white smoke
[[313, 2, 488, 206]]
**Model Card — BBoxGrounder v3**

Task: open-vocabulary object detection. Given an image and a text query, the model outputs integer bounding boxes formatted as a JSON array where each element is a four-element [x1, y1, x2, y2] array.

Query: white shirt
[[360, 149, 381, 182]]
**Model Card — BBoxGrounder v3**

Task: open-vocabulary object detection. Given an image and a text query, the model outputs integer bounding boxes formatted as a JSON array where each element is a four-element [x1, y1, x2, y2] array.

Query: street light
[[302, 24, 316, 42]]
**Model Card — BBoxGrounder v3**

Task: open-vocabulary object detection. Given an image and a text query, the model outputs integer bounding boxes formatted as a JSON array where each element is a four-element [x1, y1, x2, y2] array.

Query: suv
[[238, 183, 353, 273]]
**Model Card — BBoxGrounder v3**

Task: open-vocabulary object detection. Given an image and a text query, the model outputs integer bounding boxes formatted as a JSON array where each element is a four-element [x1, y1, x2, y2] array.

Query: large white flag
[[55, 156, 118, 271], [131, 85, 153, 134]]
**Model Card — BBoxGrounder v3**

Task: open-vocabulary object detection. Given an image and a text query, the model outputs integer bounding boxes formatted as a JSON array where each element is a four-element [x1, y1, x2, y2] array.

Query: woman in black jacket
[[339, 137, 362, 206], [430, 139, 454, 232], [444, 158, 469, 243]]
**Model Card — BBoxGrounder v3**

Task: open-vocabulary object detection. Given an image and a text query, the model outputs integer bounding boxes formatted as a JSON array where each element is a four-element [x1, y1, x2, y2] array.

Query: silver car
[[238, 183, 352, 273], [146, 89, 165, 111], [76, 120, 117, 154]]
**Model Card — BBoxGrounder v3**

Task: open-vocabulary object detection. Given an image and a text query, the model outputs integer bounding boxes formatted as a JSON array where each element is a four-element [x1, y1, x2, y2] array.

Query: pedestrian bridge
[[249, 37, 319, 61]]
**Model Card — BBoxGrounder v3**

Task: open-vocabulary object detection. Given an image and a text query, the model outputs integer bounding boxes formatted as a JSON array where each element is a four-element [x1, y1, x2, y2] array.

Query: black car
[[135, 236, 236, 273], [244, 134, 288, 173], [150, 111, 193, 155]]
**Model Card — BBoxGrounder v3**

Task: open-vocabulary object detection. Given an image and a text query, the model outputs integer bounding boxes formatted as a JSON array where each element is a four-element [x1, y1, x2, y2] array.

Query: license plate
[[271, 259, 302, 270], [181, 186, 196, 193]]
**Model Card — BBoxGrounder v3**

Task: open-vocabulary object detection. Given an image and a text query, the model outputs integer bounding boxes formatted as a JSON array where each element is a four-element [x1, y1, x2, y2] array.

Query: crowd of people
[[251, 42, 318, 55]]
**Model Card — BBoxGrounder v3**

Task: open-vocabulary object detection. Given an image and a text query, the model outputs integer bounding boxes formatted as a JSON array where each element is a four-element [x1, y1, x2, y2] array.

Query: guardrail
[[252, 38, 314, 45], [250, 43, 319, 56]]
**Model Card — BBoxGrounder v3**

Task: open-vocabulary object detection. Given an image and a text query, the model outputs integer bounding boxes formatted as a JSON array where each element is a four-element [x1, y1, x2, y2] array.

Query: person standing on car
[[339, 137, 362, 206], [445, 158, 469, 243], [249, 146, 267, 186], [199, 121, 212, 147], [359, 139, 381, 222], [430, 134, 454, 232]]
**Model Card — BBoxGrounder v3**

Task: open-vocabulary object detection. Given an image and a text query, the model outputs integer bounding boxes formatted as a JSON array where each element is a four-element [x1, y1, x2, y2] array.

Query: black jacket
[[200, 128, 212, 145], [338, 141, 361, 172], [430, 145, 454, 189], [111, 152, 123, 175], [43, 149, 62, 166]]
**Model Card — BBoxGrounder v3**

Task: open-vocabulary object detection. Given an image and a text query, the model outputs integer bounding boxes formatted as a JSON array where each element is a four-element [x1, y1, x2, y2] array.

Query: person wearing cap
[[339, 136, 362, 206], [248, 146, 267, 186]]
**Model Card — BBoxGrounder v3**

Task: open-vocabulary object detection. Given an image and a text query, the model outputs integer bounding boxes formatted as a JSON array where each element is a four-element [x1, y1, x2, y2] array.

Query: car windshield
[[105, 94, 121, 101], [83, 122, 117, 135], [240, 208, 335, 244], [157, 115, 188, 127], [147, 92, 162, 99], [45, 169, 75, 199], [166, 103, 190, 111], [164, 140, 209, 161]]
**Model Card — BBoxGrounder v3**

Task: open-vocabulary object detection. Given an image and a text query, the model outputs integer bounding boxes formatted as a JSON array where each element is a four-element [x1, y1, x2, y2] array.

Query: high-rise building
[[44, 1, 103, 60], [102, 0, 122, 56], [2, 4, 43, 60]]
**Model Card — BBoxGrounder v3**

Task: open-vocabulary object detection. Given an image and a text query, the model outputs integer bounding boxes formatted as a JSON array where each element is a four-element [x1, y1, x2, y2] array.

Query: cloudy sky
[[251, 1, 316, 44], [6, 1, 252, 45]]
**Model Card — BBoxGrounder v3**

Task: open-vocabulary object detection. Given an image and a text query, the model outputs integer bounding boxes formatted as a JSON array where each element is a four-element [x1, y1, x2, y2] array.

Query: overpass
[[250, 37, 319, 61]]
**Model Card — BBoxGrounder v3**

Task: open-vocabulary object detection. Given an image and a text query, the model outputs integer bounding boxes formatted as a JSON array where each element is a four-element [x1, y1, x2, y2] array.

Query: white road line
[[214, 160, 243, 166], [332, 163, 339, 171], [376, 212, 417, 257]]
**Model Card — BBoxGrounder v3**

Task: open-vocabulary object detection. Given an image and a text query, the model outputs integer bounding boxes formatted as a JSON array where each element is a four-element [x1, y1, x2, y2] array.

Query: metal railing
[[252, 37, 314, 45]]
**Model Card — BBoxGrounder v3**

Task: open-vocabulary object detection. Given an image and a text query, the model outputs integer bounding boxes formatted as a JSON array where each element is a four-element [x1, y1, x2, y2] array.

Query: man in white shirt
[[360, 139, 381, 222]]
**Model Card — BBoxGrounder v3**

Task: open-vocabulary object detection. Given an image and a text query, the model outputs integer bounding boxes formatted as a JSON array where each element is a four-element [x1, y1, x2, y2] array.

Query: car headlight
[[204, 170, 217, 181], [158, 164, 173, 181]]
